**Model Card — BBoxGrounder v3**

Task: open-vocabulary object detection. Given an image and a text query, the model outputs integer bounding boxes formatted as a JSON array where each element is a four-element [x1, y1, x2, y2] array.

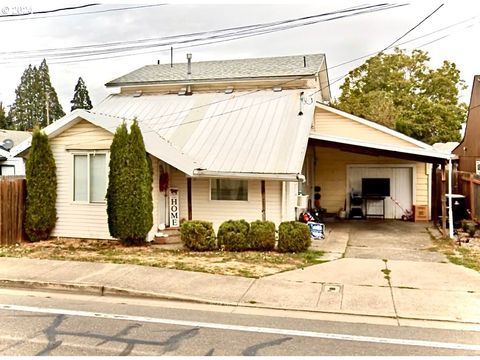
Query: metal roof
[[13, 89, 317, 179], [106, 54, 325, 87], [93, 89, 317, 178], [309, 133, 453, 162]]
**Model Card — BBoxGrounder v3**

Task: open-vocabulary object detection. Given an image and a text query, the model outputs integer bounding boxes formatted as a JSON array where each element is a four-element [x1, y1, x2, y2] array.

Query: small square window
[[211, 179, 248, 201]]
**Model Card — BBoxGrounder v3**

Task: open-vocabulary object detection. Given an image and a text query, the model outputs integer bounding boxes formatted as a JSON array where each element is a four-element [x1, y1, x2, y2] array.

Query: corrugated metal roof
[[309, 133, 453, 161], [106, 54, 325, 86], [92, 89, 317, 177]]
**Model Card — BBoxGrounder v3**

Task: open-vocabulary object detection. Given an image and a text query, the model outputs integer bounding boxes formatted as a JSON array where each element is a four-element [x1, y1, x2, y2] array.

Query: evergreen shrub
[[277, 221, 311, 253], [180, 220, 216, 251], [248, 220, 276, 251], [217, 219, 250, 251], [25, 128, 57, 242]]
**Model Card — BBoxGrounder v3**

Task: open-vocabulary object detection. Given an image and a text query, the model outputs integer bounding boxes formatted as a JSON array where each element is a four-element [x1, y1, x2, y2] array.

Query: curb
[[2, 278, 480, 327]]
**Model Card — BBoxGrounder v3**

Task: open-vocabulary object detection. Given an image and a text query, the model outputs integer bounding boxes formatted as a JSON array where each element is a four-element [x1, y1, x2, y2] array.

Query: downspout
[[448, 157, 454, 239]]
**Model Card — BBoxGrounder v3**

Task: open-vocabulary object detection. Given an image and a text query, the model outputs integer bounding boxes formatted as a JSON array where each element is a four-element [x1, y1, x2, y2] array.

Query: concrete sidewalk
[[0, 256, 479, 329]]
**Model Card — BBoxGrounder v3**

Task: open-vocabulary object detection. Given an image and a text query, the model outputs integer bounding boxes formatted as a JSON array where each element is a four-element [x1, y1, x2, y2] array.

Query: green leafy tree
[[25, 128, 57, 242], [106, 120, 153, 245], [334, 48, 467, 144], [8, 59, 64, 130], [70, 77, 93, 111]]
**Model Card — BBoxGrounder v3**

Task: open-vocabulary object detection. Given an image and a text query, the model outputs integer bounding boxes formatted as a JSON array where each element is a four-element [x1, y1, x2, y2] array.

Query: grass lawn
[[0, 238, 325, 278]]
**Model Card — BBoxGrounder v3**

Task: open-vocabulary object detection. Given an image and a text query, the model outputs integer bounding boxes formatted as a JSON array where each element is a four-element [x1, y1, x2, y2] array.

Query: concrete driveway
[[314, 219, 447, 262]]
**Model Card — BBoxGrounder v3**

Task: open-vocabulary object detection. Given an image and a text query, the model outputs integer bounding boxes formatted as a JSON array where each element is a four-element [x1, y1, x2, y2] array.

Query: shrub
[[277, 221, 311, 253], [217, 219, 250, 251], [25, 128, 57, 242], [180, 220, 216, 251], [248, 220, 275, 251], [106, 120, 153, 245]]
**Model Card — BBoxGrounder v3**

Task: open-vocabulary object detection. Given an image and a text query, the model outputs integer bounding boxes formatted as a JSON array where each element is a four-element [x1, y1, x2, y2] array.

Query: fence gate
[[0, 177, 26, 245]]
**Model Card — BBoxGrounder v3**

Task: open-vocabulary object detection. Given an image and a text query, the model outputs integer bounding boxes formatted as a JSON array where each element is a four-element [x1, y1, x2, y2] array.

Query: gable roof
[[315, 103, 433, 150], [12, 89, 318, 180], [106, 54, 326, 87]]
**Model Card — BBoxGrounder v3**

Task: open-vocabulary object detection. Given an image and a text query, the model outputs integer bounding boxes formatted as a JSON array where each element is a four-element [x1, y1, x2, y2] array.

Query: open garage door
[[347, 166, 413, 219]]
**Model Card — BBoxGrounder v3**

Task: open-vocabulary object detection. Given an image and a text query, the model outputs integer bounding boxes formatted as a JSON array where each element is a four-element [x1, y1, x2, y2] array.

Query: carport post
[[440, 163, 447, 237], [448, 158, 454, 239]]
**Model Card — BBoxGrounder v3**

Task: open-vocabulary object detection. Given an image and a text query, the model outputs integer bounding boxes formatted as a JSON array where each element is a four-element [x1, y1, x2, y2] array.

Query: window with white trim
[[211, 179, 248, 201], [73, 152, 108, 203], [476, 160, 480, 176]]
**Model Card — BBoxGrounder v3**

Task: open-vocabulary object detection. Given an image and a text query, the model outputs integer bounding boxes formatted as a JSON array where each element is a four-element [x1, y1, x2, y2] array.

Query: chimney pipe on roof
[[187, 53, 192, 75], [303, 56, 306, 68], [157, 60, 160, 65]]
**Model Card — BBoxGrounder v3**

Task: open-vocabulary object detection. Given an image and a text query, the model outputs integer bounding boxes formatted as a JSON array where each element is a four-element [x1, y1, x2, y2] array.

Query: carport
[[305, 103, 455, 238]]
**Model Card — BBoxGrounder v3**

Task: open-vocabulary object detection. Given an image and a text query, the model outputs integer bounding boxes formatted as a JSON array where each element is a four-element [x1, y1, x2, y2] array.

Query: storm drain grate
[[324, 284, 342, 293]]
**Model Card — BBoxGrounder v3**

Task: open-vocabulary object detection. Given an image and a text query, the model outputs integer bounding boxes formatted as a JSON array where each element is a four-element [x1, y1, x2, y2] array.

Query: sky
[[0, 0, 479, 115]]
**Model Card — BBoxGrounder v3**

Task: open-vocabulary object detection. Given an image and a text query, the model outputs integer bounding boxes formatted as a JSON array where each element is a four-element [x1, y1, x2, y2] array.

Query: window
[[211, 179, 248, 201], [476, 160, 480, 176], [0, 165, 15, 176], [73, 152, 107, 203]]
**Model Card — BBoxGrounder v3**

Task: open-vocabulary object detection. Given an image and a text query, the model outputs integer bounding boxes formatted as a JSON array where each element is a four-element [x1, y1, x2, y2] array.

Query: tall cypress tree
[[107, 120, 153, 245], [70, 77, 93, 111], [106, 122, 128, 239], [25, 128, 57, 241], [8, 60, 64, 130]]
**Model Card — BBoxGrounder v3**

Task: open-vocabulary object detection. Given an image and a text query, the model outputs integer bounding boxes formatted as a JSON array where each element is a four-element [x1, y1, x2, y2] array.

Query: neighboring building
[[453, 75, 480, 175], [11, 53, 451, 241], [0, 129, 30, 175]]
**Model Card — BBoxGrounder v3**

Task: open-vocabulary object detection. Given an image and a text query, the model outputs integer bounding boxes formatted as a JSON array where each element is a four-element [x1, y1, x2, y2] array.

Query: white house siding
[[50, 120, 113, 239], [168, 169, 283, 232], [51, 120, 161, 240]]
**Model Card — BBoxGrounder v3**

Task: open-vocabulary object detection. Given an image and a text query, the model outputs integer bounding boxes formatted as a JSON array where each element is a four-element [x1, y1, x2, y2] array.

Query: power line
[[0, 3, 100, 18], [0, 3, 167, 22], [0, 3, 405, 64]]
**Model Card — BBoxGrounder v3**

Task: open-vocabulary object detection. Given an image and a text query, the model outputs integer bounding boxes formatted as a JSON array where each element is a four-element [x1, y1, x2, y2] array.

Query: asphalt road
[[0, 288, 479, 356]]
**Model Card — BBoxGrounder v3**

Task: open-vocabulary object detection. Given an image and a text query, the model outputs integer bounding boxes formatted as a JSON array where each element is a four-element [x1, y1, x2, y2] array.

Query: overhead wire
[[0, 3, 405, 64]]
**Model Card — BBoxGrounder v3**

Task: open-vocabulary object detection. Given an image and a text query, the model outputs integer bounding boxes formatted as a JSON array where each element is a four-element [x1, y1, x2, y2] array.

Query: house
[[453, 75, 480, 175], [11, 53, 452, 241], [0, 129, 30, 175]]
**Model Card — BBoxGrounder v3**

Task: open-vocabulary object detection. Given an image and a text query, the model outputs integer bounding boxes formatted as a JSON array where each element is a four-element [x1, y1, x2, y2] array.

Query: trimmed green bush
[[277, 221, 311, 253], [180, 220, 216, 251], [217, 219, 250, 251], [106, 120, 153, 245], [25, 128, 57, 242], [248, 220, 275, 251]]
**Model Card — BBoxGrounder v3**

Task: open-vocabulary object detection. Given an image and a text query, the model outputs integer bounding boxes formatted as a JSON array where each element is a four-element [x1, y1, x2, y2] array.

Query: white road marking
[[1, 303, 479, 351]]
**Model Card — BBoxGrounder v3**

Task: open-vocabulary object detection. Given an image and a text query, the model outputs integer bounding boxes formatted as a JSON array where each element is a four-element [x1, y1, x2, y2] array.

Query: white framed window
[[211, 179, 248, 201], [0, 165, 15, 176], [476, 160, 480, 176], [73, 152, 108, 203]]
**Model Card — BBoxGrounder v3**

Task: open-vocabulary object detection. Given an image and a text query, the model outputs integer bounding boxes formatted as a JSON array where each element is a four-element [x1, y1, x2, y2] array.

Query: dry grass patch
[[0, 238, 325, 278], [427, 227, 480, 272]]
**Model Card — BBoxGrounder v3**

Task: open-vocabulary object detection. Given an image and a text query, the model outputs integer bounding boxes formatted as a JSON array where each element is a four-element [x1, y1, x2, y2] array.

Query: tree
[[334, 48, 467, 144], [25, 128, 57, 242], [70, 77, 93, 111], [8, 59, 65, 130], [0, 102, 11, 129], [106, 120, 153, 245]]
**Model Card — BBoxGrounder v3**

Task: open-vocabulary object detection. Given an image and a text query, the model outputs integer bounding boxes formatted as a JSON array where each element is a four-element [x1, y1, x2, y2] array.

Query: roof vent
[[225, 87, 234, 94], [133, 90, 143, 98], [273, 86, 282, 92]]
